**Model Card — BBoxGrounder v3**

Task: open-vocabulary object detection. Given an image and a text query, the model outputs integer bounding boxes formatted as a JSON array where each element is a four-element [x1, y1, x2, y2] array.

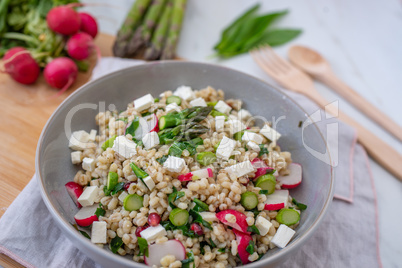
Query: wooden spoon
[[288, 45, 402, 142]]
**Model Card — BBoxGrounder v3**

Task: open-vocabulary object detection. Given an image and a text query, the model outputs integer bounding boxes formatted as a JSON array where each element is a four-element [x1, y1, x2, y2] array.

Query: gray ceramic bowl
[[36, 61, 334, 267]]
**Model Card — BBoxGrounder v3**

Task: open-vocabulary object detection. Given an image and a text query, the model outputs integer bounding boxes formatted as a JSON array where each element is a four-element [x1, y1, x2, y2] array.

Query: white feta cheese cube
[[215, 116, 225, 132], [225, 160, 255, 179], [173, 86, 195, 101], [112, 136, 137, 158], [142, 132, 160, 150], [242, 131, 264, 144], [142, 176, 155, 191], [225, 119, 246, 136], [216, 136, 236, 160], [163, 156, 187, 173], [140, 224, 167, 243], [88, 129, 97, 142], [238, 109, 252, 121], [82, 157, 96, 172], [69, 130, 90, 150], [118, 191, 129, 203], [166, 103, 181, 113], [255, 216, 273, 236], [78, 186, 98, 207], [247, 141, 260, 152], [133, 94, 154, 112], [260, 124, 282, 145], [71, 151, 82, 164], [199, 212, 218, 222], [271, 224, 296, 248], [214, 100, 232, 114], [190, 97, 207, 107], [91, 221, 107, 244]]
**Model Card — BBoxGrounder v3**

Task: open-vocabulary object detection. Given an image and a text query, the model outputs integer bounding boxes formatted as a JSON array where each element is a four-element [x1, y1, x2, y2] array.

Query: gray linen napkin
[[0, 58, 382, 268]]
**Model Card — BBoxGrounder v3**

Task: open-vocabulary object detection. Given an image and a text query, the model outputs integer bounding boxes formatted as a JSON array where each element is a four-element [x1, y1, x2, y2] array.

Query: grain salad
[[66, 86, 307, 267]]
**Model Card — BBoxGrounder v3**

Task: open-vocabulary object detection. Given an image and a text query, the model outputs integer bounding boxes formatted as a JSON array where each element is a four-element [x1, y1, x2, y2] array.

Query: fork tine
[[256, 45, 288, 74], [263, 45, 294, 71], [250, 49, 280, 78]]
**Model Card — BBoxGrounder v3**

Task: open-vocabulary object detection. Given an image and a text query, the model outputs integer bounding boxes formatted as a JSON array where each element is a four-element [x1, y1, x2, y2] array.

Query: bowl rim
[[36, 61, 334, 267]]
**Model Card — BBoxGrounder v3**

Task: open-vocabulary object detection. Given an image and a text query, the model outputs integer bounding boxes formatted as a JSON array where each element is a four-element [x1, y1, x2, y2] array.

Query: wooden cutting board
[[0, 34, 117, 268]]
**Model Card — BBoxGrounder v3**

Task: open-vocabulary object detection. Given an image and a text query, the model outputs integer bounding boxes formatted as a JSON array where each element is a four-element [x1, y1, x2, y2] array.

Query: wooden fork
[[250, 45, 402, 181]]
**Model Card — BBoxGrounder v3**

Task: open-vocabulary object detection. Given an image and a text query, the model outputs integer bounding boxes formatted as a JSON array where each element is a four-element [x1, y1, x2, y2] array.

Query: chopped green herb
[[141, 111, 152, 117], [169, 142, 187, 157], [111, 182, 125, 195], [258, 144, 269, 156], [246, 240, 256, 254], [193, 198, 209, 212], [125, 117, 140, 136], [233, 130, 245, 141], [209, 238, 217, 248], [101, 135, 117, 150], [161, 221, 199, 238], [292, 198, 307, 211], [250, 208, 260, 217], [247, 225, 260, 235], [129, 162, 148, 186], [181, 251, 195, 268], [137, 237, 149, 257], [168, 187, 185, 208], [259, 190, 269, 195], [154, 98, 160, 102], [79, 230, 90, 239], [156, 155, 169, 165], [218, 248, 226, 253], [189, 209, 212, 230], [110, 236, 123, 254], [95, 204, 106, 218], [103, 185, 111, 196], [200, 241, 208, 255]]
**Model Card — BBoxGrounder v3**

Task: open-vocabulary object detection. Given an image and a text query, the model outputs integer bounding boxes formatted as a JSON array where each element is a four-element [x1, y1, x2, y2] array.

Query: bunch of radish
[[1, 4, 98, 94]]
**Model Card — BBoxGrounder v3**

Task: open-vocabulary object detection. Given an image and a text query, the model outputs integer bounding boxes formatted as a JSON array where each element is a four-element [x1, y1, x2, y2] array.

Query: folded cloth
[[0, 58, 382, 268]]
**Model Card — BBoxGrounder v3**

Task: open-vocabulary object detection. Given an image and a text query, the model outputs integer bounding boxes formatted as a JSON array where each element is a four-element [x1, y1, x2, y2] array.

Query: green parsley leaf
[[137, 237, 149, 257], [258, 144, 269, 156], [247, 225, 260, 235], [111, 182, 125, 195], [103, 185, 111, 196], [181, 251, 195, 268], [95, 204, 106, 218], [156, 155, 169, 165], [125, 117, 139, 136], [218, 248, 226, 253], [79, 230, 90, 239], [246, 240, 256, 254], [292, 198, 308, 211], [189, 209, 212, 230], [168, 187, 185, 208], [259, 190, 269, 195], [110, 236, 123, 254], [209, 238, 217, 248]]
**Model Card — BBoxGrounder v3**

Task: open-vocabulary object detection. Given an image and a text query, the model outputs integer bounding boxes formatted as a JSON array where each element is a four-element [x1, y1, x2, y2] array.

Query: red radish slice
[[134, 117, 148, 140], [144, 239, 186, 266], [251, 158, 274, 180], [251, 158, 267, 168], [74, 204, 98, 226], [216, 210, 250, 234], [233, 229, 252, 264], [277, 163, 302, 189], [178, 168, 213, 182], [144, 113, 159, 133], [264, 190, 289, 211], [65, 181, 83, 208]]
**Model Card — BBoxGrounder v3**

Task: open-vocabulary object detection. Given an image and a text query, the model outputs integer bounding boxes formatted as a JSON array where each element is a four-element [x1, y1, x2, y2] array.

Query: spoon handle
[[307, 93, 402, 181], [317, 71, 402, 142]]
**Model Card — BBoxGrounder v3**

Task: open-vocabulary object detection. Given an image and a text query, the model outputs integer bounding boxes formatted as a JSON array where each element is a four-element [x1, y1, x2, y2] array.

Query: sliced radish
[[277, 163, 302, 189], [74, 204, 98, 226], [216, 210, 250, 234], [264, 190, 289, 211], [233, 229, 252, 265], [134, 117, 148, 140], [144, 113, 159, 133], [65, 181, 83, 208], [178, 168, 213, 182], [251, 158, 274, 180], [144, 239, 186, 266]]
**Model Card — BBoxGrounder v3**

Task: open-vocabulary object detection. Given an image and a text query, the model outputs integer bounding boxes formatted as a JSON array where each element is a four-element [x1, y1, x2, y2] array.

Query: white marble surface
[[84, 0, 402, 266]]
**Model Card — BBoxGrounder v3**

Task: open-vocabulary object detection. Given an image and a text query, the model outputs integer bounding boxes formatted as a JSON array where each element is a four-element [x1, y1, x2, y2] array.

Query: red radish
[[190, 223, 203, 235], [148, 213, 161, 227], [178, 168, 213, 182], [74, 204, 98, 226], [144, 113, 159, 133], [44, 57, 78, 92], [2, 47, 40, 85], [132, 114, 158, 140], [67, 32, 95, 60], [79, 12, 98, 38], [65, 181, 83, 208], [233, 229, 253, 264], [144, 240, 186, 266], [251, 158, 274, 180], [47, 6, 81, 35], [135, 225, 149, 237], [264, 190, 289, 211], [277, 163, 302, 189], [216, 210, 250, 234]]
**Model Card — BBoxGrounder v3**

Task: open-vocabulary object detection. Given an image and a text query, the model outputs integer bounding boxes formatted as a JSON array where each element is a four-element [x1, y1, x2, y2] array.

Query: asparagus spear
[[113, 0, 152, 57], [161, 0, 187, 60], [159, 123, 209, 144], [127, 0, 167, 56], [144, 0, 173, 60], [159, 106, 213, 130]]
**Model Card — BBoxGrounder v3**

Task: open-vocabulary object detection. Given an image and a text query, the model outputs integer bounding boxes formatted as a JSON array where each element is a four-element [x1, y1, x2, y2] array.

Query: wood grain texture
[[0, 33, 115, 268]]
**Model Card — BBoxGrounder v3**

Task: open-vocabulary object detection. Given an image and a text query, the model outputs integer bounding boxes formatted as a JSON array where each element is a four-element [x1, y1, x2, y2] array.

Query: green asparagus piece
[[126, 26, 144, 56], [161, 0, 187, 60], [141, 0, 168, 44], [159, 123, 209, 144], [113, 0, 152, 57], [144, 0, 173, 60], [159, 106, 212, 130]]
